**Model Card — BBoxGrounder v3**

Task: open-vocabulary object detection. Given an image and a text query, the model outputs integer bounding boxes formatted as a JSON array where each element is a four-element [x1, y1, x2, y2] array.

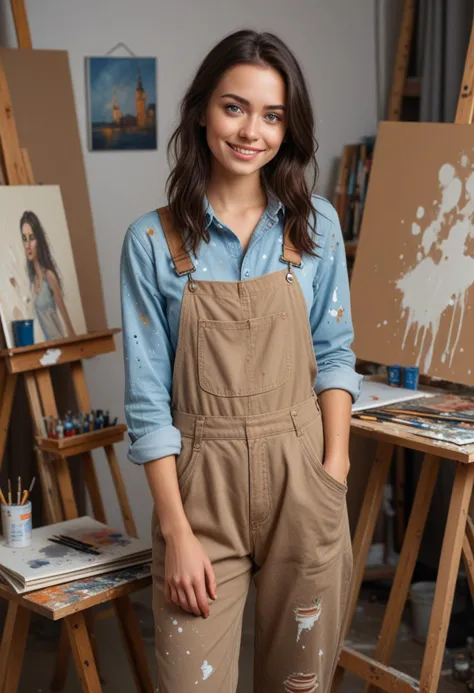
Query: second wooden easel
[[331, 11, 474, 693]]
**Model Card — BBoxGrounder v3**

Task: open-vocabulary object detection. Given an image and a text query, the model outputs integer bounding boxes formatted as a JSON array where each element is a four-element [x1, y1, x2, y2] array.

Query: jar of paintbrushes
[[0, 476, 35, 548]]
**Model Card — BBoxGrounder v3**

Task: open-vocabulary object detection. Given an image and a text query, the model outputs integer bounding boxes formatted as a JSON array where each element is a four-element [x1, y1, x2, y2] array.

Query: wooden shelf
[[37, 424, 127, 457], [0, 329, 120, 374]]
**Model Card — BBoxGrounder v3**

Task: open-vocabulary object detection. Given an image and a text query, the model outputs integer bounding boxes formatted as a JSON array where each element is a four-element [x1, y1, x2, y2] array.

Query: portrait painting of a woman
[[20, 210, 75, 341]]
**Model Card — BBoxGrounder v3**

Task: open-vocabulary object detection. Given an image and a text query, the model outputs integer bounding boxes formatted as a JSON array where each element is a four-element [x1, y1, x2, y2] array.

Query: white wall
[[1, 0, 400, 538]]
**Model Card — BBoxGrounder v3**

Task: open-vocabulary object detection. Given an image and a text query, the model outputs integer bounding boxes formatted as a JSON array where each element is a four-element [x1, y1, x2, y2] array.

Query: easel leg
[[0, 370, 17, 469], [331, 441, 394, 693], [83, 452, 107, 523], [464, 515, 474, 602], [114, 596, 154, 693], [394, 447, 406, 550], [104, 445, 137, 537], [365, 454, 440, 693], [24, 372, 63, 523], [65, 612, 102, 693], [419, 463, 474, 693], [53, 455, 79, 519], [51, 624, 70, 692], [0, 602, 30, 693], [84, 610, 105, 685]]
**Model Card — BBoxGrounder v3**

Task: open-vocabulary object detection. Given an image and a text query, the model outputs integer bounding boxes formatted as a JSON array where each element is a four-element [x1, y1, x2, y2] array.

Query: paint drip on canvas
[[396, 160, 474, 371]]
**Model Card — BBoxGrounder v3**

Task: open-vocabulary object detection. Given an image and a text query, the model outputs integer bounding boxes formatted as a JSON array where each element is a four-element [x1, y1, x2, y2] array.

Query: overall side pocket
[[300, 417, 348, 496]]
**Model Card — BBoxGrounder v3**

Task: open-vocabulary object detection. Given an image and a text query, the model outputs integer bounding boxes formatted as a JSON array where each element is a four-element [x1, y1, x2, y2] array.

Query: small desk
[[0, 564, 153, 693], [332, 417, 474, 693]]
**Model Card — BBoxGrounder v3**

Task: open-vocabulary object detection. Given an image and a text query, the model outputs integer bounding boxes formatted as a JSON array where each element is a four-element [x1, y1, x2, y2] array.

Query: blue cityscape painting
[[86, 56, 157, 151]]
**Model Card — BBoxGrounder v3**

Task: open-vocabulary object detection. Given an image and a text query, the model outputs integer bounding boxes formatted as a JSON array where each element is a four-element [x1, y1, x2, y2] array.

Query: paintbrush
[[55, 534, 97, 550], [7, 479, 12, 505], [20, 476, 36, 505], [355, 413, 432, 430], [48, 536, 100, 556]]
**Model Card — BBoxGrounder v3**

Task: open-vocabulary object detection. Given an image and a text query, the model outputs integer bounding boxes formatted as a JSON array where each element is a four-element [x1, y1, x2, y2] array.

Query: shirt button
[[244, 269, 251, 278]]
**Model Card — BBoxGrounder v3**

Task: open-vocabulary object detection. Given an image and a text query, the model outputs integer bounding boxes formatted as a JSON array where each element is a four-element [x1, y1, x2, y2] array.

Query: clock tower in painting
[[136, 70, 146, 128]]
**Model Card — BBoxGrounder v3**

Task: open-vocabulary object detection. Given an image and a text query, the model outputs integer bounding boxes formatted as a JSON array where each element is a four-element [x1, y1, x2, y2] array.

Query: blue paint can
[[403, 366, 419, 390], [387, 365, 402, 387], [12, 319, 34, 347]]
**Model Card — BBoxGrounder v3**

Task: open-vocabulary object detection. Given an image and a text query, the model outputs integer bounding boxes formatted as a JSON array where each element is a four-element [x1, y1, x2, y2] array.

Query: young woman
[[121, 29, 361, 693], [20, 210, 75, 341]]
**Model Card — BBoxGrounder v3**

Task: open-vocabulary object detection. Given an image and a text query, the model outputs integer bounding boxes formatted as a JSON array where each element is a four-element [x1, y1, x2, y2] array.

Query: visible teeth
[[231, 145, 258, 155]]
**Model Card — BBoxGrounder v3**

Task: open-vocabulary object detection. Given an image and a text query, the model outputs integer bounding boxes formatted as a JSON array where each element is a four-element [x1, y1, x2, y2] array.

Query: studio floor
[[6, 584, 467, 692]]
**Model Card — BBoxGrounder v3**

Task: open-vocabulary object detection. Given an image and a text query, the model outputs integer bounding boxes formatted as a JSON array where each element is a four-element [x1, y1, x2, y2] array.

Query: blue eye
[[225, 104, 242, 114], [266, 113, 281, 123]]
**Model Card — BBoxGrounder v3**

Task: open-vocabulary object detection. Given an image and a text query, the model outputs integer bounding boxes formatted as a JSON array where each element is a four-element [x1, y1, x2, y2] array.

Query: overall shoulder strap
[[281, 224, 302, 267], [157, 206, 195, 276]]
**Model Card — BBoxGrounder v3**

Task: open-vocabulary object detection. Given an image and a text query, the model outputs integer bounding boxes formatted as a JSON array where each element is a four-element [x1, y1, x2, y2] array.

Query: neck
[[207, 161, 266, 214], [33, 259, 42, 277]]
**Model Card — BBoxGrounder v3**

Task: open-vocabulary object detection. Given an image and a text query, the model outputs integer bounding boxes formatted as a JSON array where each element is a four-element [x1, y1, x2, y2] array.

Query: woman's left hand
[[323, 456, 350, 485]]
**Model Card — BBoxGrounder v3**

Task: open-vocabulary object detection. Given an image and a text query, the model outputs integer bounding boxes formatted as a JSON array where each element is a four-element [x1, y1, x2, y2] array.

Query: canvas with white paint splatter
[[351, 122, 474, 386]]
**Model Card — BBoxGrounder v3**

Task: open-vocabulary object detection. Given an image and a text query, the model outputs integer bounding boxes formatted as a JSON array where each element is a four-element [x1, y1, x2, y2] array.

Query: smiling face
[[21, 222, 38, 262], [202, 63, 287, 179]]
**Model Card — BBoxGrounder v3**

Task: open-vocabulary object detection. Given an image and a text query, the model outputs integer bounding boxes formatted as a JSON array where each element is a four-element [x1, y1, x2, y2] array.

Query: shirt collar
[[204, 190, 284, 229]]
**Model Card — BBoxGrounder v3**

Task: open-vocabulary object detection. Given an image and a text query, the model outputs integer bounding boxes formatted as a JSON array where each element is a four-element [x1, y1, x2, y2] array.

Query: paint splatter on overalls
[[152, 207, 353, 692]]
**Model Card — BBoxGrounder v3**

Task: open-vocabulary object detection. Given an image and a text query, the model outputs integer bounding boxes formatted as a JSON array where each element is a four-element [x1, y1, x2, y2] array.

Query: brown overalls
[[151, 207, 353, 693]]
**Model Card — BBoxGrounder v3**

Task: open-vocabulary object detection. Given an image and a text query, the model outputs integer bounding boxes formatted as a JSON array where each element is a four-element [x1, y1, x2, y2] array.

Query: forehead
[[215, 64, 286, 104]]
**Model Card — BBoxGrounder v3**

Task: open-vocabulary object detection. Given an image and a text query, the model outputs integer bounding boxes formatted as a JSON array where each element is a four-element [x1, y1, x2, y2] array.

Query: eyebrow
[[221, 93, 286, 111]]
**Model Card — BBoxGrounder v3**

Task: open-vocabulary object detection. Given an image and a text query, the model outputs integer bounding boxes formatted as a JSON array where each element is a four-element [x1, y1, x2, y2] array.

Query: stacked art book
[[0, 516, 152, 593]]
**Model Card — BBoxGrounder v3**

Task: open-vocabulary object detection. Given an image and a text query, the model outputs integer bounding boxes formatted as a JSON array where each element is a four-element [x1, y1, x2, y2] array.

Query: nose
[[239, 115, 260, 142]]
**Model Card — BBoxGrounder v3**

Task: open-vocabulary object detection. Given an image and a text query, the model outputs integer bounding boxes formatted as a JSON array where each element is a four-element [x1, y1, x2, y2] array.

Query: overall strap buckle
[[279, 222, 302, 284]]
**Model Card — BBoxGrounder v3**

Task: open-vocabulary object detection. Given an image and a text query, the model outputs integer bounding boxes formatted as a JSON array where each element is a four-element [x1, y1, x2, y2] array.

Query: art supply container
[[12, 319, 34, 347], [387, 365, 402, 387], [1, 501, 32, 548], [409, 581, 436, 643], [403, 366, 419, 390]]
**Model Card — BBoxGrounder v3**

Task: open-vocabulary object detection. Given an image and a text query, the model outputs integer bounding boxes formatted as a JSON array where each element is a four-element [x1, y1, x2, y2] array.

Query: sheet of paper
[[353, 378, 433, 413]]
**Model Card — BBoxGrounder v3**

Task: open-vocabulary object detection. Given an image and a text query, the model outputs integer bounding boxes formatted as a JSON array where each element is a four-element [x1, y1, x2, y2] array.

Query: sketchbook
[[352, 378, 434, 413], [0, 516, 152, 594]]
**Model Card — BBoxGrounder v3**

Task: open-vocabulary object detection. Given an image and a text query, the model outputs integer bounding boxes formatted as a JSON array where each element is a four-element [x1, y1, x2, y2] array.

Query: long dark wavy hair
[[166, 29, 319, 256], [20, 211, 62, 291]]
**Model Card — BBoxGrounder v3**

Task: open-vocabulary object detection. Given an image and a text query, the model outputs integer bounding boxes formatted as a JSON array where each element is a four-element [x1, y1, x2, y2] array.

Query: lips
[[227, 143, 263, 154], [283, 672, 319, 692]]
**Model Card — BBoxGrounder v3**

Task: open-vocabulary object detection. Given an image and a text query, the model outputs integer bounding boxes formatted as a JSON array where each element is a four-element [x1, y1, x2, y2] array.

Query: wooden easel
[[331, 15, 474, 693], [0, 6, 153, 690]]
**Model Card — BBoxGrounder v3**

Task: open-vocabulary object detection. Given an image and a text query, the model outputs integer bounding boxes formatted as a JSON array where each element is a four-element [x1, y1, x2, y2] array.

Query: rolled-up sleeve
[[310, 206, 362, 402], [120, 226, 181, 464]]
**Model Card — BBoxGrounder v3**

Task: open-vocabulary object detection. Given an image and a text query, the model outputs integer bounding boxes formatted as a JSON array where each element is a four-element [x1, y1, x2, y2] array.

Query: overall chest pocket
[[198, 312, 291, 397]]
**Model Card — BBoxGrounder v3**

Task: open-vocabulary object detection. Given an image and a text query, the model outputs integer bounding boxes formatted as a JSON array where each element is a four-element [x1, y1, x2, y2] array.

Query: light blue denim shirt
[[121, 194, 361, 465]]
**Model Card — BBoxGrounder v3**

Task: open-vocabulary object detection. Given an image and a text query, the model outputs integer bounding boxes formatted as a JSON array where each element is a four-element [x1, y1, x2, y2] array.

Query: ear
[[199, 114, 206, 127]]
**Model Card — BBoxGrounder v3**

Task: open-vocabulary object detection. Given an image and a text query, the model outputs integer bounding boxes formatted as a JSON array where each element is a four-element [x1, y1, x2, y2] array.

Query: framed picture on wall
[[85, 56, 157, 152]]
